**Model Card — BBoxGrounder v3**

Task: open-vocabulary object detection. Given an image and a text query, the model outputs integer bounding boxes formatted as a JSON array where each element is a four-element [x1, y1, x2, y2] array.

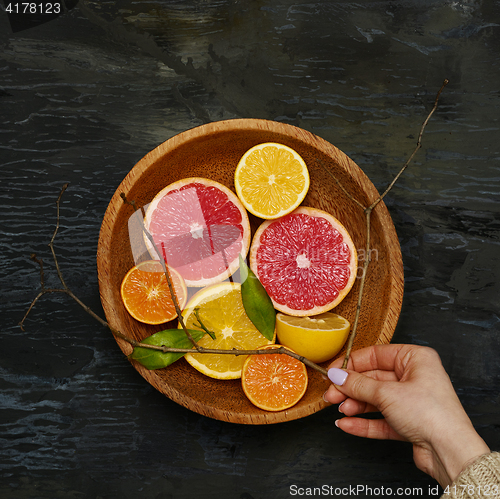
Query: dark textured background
[[1, 1, 499, 498]]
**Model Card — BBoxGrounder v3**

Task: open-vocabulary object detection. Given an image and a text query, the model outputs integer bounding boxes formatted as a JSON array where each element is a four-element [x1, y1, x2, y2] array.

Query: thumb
[[328, 367, 383, 407]]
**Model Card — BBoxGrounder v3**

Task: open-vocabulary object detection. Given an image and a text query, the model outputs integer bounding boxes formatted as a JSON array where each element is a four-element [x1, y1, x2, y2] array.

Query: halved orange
[[120, 260, 187, 325], [241, 345, 308, 412], [181, 282, 275, 380]]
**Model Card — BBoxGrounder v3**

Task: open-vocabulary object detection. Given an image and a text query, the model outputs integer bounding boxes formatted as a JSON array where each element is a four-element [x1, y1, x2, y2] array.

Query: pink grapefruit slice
[[144, 178, 251, 287], [249, 207, 357, 316]]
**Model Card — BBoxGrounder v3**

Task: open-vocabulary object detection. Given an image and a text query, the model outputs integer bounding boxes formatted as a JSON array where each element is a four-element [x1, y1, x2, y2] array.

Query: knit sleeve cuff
[[441, 452, 500, 499]]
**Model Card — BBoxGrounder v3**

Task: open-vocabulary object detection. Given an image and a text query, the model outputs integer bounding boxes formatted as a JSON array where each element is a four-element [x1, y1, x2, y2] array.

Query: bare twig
[[20, 186, 328, 376], [371, 79, 449, 210], [339, 79, 448, 368], [19, 184, 70, 331], [323, 170, 367, 211], [341, 210, 372, 368], [120, 192, 200, 348], [21, 80, 447, 385]]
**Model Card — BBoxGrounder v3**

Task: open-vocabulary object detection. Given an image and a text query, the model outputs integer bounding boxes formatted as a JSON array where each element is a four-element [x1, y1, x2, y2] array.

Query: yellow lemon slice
[[181, 282, 275, 379], [234, 143, 310, 219], [276, 312, 350, 363]]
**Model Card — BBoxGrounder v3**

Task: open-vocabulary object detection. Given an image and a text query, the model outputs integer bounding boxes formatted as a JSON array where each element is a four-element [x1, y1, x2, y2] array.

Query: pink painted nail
[[328, 368, 348, 386]]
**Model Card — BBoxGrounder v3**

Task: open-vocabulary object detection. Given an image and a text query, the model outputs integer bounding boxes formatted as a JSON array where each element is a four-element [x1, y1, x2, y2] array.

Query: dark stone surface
[[1, 1, 499, 497]]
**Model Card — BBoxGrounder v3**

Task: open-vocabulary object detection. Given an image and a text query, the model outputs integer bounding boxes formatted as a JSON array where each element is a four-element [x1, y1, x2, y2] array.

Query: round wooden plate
[[97, 119, 403, 425]]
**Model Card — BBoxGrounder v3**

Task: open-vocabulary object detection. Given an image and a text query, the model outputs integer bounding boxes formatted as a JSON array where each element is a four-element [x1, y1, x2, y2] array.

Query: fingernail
[[335, 419, 340, 428], [338, 401, 345, 414], [322, 391, 330, 403], [328, 368, 348, 386]]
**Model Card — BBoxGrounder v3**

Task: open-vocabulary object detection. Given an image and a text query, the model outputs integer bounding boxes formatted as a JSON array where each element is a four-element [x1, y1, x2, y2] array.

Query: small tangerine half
[[241, 345, 308, 412], [120, 260, 187, 325]]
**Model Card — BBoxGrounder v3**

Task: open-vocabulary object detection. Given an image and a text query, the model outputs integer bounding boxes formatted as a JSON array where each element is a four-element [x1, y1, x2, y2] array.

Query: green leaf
[[128, 328, 207, 370], [239, 255, 276, 341]]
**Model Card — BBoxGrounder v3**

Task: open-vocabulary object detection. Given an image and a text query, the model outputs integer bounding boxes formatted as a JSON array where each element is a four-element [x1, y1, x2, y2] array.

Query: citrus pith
[[120, 260, 187, 325], [181, 282, 275, 380], [144, 178, 251, 287], [249, 206, 357, 316], [276, 312, 350, 363], [234, 143, 310, 219], [241, 345, 308, 412]]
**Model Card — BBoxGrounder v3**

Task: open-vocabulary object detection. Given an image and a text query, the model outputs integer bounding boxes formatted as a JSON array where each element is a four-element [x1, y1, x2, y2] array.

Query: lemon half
[[276, 312, 350, 363]]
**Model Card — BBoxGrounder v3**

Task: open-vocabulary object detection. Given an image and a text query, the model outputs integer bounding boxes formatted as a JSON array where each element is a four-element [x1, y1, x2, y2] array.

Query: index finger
[[328, 344, 410, 374]]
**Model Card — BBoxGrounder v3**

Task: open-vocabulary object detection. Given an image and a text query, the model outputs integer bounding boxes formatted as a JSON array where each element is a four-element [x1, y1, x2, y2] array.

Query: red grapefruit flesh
[[144, 178, 251, 287], [249, 207, 357, 316]]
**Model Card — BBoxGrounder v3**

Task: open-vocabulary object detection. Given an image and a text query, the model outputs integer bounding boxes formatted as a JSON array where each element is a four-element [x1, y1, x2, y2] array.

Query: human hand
[[324, 344, 490, 487]]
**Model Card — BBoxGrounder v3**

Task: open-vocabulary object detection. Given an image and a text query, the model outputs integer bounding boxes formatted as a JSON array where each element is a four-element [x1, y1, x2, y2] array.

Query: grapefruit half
[[249, 207, 357, 316], [144, 178, 251, 287]]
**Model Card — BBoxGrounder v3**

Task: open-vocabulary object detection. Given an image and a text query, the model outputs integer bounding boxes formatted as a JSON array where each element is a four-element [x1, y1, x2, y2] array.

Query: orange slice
[[234, 143, 310, 219], [241, 345, 308, 412], [144, 177, 251, 287], [180, 282, 275, 379], [120, 260, 187, 325], [249, 206, 358, 316]]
